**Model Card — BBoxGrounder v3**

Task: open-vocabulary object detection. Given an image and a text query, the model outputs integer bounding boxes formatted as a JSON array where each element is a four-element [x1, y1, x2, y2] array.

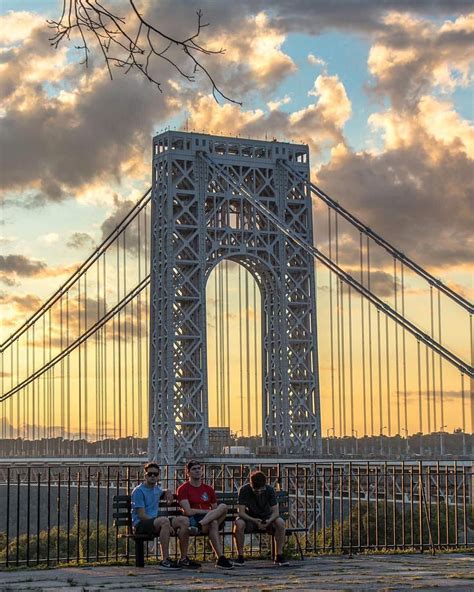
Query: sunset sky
[[0, 1, 472, 438]]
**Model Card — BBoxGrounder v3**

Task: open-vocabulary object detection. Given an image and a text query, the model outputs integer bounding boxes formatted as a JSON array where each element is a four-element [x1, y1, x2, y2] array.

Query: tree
[[48, 0, 240, 104]]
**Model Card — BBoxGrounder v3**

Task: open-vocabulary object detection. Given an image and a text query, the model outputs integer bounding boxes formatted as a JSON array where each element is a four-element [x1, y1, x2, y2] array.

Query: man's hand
[[163, 489, 174, 503], [256, 519, 267, 531]]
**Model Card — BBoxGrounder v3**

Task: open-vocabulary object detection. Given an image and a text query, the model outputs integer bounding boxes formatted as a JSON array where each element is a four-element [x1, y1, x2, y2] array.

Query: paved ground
[[0, 553, 473, 591]]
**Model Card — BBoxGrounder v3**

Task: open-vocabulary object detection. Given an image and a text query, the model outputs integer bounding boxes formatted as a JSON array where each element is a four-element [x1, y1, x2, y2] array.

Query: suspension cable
[[280, 160, 473, 313], [199, 152, 473, 377]]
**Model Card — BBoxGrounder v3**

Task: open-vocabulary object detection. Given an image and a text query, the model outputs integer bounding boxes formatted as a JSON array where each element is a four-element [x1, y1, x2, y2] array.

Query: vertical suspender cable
[[84, 270, 88, 443], [214, 270, 219, 427], [137, 212, 143, 438], [460, 372, 466, 434], [32, 321, 36, 443], [66, 291, 70, 443], [245, 270, 251, 436], [340, 280, 347, 436], [470, 314, 474, 435], [425, 344, 431, 435], [438, 290, 444, 433], [112, 268, 117, 440], [131, 295, 135, 451], [360, 233, 367, 436], [26, 329, 29, 441], [123, 231, 128, 439], [78, 276, 82, 442], [401, 264, 408, 437], [144, 204, 149, 440], [328, 208, 336, 437], [394, 258, 401, 437], [116, 238, 122, 439], [348, 285, 354, 437], [385, 315, 391, 436], [225, 260, 231, 429], [377, 309, 383, 437], [335, 213, 343, 436], [253, 280, 258, 437], [220, 263, 225, 428], [238, 265, 244, 436], [48, 307, 52, 443], [367, 237, 374, 437], [96, 260, 100, 443], [103, 251, 108, 444], [60, 290, 64, 445], [417, 340, 423, 435], [430, 286, 437, 432]]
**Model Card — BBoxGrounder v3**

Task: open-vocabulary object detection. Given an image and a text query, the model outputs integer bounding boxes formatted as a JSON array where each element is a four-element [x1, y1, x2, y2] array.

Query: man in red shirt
[[177, 459, 233, 569]]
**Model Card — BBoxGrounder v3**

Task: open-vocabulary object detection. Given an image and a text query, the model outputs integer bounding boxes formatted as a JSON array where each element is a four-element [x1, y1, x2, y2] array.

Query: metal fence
[[0, 461, 472, 567]]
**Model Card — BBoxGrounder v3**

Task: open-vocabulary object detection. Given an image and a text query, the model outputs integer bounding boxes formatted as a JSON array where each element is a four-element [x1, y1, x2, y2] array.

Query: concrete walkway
[[0, 553, 473, 591]]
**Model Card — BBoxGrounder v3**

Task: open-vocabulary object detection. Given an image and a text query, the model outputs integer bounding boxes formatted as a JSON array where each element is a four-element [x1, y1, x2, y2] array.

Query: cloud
[[187, 73, 352, 160], [0, 10, 43, 44], [367, 11, 474, 109], [308, 53, 326, 67], [0, 16, 178, 206], [39, 233, 60, 244], [267, 96, 291, 111], [316, 137, 474, 269], [67, 232, 96, 250], [0, 254, 46, 276], [0, 254, 78, 287], [0, 291, 42, 314], [248, 0, 472, 36]]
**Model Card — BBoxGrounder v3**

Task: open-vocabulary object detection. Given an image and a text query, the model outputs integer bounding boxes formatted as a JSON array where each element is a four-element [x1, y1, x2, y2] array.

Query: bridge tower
[[149, 131, 321, 464]]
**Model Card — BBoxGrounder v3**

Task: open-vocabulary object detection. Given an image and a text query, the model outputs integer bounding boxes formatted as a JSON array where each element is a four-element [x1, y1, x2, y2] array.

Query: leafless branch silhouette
[[48, 0, 241, 104]]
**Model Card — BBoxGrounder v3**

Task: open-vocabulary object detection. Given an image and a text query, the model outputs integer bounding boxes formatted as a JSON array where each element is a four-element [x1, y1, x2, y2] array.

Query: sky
[[0, 1, 473, 438]]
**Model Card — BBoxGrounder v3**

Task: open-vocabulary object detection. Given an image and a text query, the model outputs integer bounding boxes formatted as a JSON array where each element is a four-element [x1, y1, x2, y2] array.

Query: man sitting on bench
[[131, 461, 201, 569], [234, 470, 289, 566], [177, 459, 234, 570]]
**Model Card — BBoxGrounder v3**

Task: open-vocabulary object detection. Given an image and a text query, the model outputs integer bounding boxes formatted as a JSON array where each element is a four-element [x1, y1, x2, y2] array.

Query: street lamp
[[326, 427, 335, 457], [401, 428, 409, 456], [380, 426, 387, 457], [439, 425, 447, 457], [352, 429, 359, 456]]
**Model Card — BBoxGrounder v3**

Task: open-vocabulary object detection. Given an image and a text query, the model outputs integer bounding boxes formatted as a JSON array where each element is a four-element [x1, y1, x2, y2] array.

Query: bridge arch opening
[[206, 259, 262, 450]]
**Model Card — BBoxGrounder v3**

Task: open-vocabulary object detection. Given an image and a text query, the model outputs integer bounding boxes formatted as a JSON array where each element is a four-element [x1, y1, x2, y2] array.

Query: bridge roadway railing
[[0, 461, 471, 567]]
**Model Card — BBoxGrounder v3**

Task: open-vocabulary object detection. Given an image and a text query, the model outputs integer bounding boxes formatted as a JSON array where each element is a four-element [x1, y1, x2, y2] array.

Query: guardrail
[[0, 461, 472, 567]]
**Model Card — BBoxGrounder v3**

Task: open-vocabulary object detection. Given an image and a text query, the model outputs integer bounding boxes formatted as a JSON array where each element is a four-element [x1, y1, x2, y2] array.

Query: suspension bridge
[[0, 131, 472, 466]]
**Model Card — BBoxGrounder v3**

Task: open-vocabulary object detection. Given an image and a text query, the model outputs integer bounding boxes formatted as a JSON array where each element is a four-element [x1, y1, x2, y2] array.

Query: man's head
[[144, 462, 160, 486], [186, 459, 202, 479], [250, 471, 267, 494]]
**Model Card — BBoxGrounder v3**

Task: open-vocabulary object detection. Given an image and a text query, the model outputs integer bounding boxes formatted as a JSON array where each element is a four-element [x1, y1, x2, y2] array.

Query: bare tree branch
[[48, 0, 241, 105]]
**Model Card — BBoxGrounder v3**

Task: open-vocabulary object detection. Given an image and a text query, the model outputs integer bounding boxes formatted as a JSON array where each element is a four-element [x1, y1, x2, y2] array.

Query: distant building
[[208, 427, 232, 454]]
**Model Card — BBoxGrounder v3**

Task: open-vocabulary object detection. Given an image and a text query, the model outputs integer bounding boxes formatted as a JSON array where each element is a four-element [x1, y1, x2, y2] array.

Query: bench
[[113, 491, 306, 566]]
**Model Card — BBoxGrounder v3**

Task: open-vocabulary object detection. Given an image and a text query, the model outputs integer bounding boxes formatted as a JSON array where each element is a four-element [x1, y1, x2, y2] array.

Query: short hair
[[250, 471, 266, 488], [186, 459, 201, 471], [144, 462, 160, 473]]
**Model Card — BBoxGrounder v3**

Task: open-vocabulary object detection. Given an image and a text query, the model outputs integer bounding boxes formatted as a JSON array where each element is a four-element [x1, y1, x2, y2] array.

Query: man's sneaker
[[216, 555, 234, 570], [159, 557, 182, 569], [274, 554, 289, 567], [179, 556, 201, 569], [234, 555, 245, 566]]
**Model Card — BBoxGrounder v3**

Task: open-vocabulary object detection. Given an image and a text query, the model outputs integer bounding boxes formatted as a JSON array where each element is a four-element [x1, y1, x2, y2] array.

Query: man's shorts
[[134, 518, 157, 536], [237, 517, 277, 534], [189, 513, 207, 528]]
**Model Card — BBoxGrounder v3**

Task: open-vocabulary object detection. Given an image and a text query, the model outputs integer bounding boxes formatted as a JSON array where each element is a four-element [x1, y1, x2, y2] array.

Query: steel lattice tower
[[149, 131, 321, 464]]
